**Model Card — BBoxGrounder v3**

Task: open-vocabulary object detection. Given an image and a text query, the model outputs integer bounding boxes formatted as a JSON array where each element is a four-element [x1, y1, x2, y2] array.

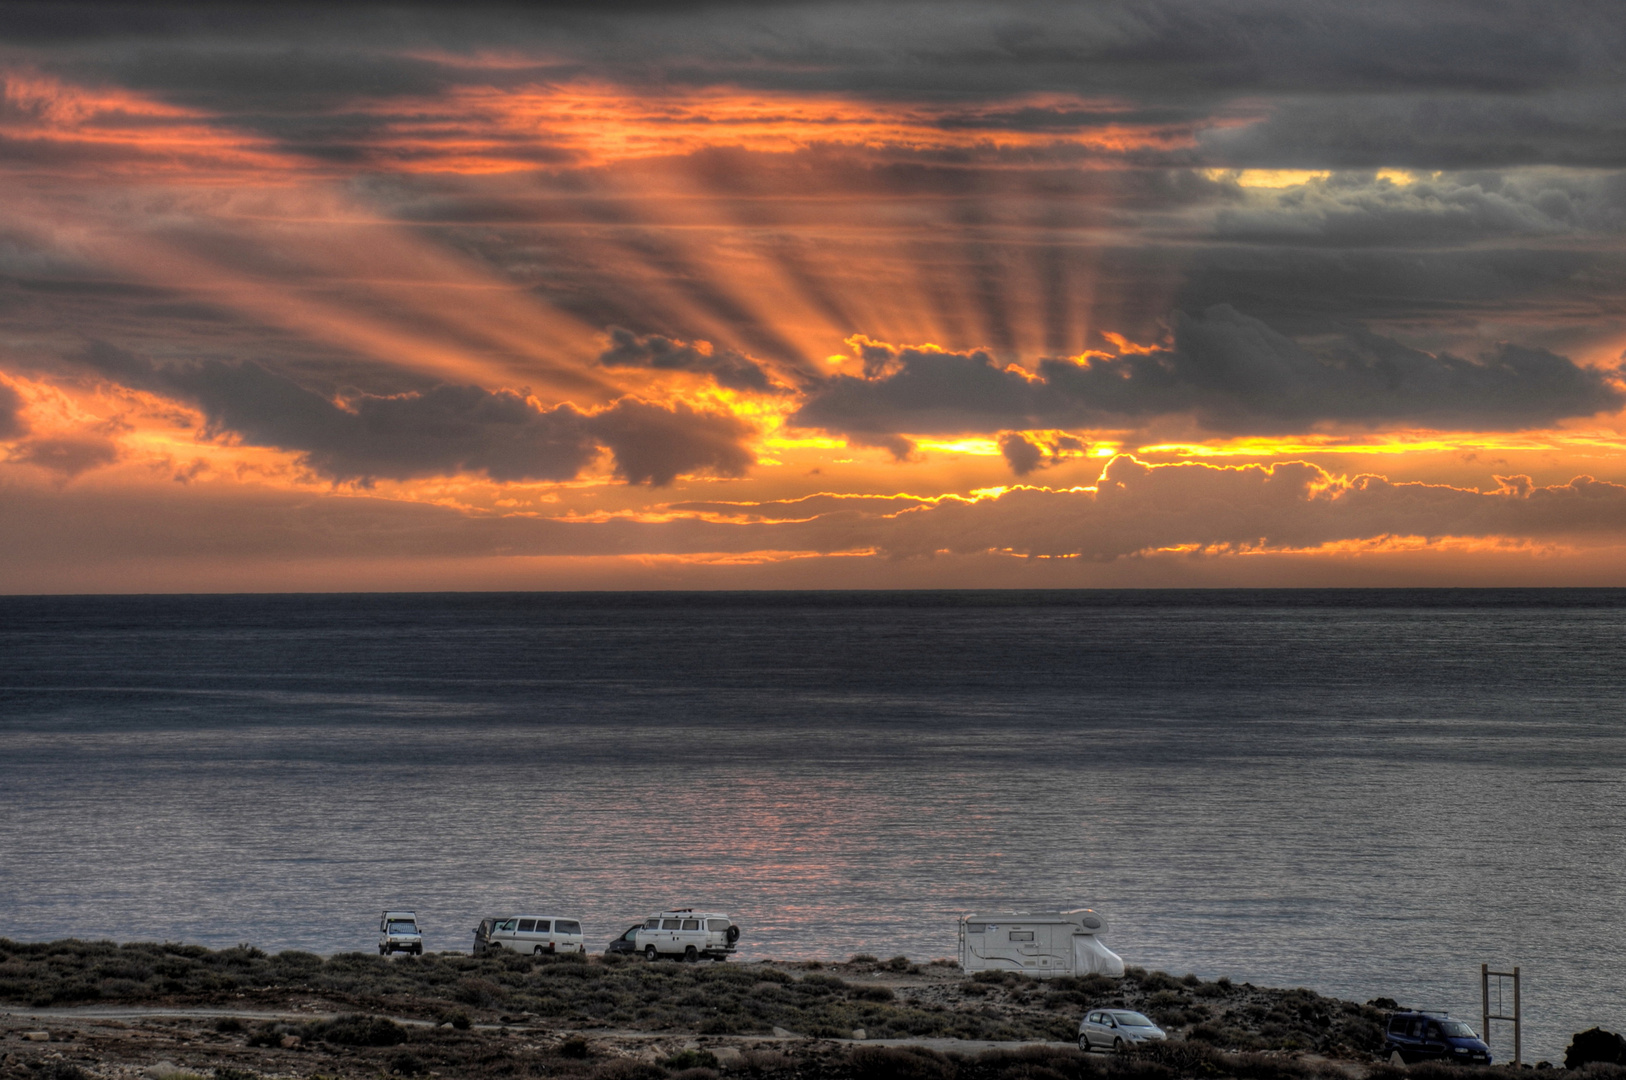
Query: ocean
[[2, 590, 1623, 1061]]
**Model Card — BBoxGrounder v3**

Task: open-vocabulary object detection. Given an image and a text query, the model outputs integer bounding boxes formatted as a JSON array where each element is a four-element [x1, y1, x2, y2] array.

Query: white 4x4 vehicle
[[634, 910, 739, 962], [379, 910, 423, 955]]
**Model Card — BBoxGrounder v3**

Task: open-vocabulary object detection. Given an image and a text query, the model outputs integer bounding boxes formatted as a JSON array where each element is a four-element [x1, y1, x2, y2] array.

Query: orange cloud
[[0, 71, 293, 180], [358, 84, 1200, 173]]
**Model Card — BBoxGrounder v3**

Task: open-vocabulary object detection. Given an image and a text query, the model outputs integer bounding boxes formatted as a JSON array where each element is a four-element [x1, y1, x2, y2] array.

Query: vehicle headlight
[[1453, 1048, 1469, 1054]]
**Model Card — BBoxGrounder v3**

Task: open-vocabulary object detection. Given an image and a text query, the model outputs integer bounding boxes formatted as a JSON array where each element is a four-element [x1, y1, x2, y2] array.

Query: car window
[[682, 919, 700, 931], [661, 918, 681, 930], [623, 927, 639, 941], [1009, 930, 1034, 941], [499, 920, 517, 931], [644, 919, 659, 929], [518, 919, 536, 933], [707, 919, 730, 931], [386, 921, 415, 933], [555, 921, 579, 934], [1427, 1024, 1442, 1040]]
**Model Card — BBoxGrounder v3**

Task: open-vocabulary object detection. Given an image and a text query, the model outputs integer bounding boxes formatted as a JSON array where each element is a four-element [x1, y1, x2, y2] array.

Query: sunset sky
[[4, 0, 1626, 590]]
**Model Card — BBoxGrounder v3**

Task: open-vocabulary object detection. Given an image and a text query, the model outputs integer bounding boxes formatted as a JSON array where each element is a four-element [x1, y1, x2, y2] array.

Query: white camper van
[[958, 909, 1123, 979]]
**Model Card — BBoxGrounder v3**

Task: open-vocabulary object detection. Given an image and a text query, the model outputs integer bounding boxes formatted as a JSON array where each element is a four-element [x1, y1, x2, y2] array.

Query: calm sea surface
[[3, 591, 1624, 1059]]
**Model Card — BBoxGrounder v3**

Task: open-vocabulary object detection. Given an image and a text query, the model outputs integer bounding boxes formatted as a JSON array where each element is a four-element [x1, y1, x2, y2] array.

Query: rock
[[1565, 1028, 1626, 1069], [850, 1029, 867, 1041], [22, 1033, 49, 1043], [711, 1047, 744, 1069], [146, 1062, 180, 1078], [280, 1035, 304, 1050], [1389, 1051, 1405, 1066], [771, 1027, 797, 1039]]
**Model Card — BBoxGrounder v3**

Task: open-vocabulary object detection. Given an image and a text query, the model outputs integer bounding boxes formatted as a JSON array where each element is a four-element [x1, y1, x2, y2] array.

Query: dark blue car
[[1384, 1011, 1492, 1065], [605, 925, 642, 955]]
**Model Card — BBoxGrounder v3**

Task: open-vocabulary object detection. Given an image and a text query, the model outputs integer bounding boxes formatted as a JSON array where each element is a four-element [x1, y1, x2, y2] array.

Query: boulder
[[22, 1033, 49, 1043], [1565, 1028, 1626, 1069], [710, 1047, 744, 1069], [851, 1029, 867, 1041], [279, 1035, 304, 1050]]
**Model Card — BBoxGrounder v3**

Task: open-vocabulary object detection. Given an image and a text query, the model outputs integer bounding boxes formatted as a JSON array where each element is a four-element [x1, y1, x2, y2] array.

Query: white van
[[958, 909, 1123, 979], [634, 909, 739, 961], [379, 910, 423, 956], [483, 915, 586, 955]]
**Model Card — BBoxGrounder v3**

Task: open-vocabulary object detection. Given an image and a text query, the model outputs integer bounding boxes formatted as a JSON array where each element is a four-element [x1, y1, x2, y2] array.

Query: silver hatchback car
[[1078, 1009, 1166, 1052]]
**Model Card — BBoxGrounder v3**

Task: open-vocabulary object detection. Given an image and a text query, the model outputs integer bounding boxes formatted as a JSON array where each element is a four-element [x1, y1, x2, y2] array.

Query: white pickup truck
[[633, 909, 739, 962]]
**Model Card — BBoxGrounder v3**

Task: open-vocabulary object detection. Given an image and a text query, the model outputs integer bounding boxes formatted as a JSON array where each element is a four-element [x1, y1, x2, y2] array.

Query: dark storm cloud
[[596, 326, 783, 394], [791, 305, 1625, 443], [589, 397, 754, 485], [997, 430, 1084, 475], [998, 431, 1043, 475], [1211, 172, 1626, 248], [1168, 242, 1626, 338], [75, 341, 753, 485], [1202, 92, 1626, 170], [0, 379, 26, 440], [6, 434, 120, 476]]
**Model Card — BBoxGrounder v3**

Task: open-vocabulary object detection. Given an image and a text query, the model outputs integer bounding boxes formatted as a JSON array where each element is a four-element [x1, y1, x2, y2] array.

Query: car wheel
[[379, 947, 387, 956], [1079, 1035, 1090, 1052], [413, 946, 422, 956], [1113, 1038, 1124, 1054], [645, 945, 659, 961], [683, 946, 697, 963]]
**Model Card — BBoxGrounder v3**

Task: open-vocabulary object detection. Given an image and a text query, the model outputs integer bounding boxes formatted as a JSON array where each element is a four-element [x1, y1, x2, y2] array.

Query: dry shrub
[[590, 1061, 667, 1080], [311, 1014, 409, 1047], [740, 1050, 792, 1074], [33, 1066, 90, 1080], [852, 1045, 957, 1080], [665, 1050, 720, 1071], [456, 977, 508, 1007], [974, 1045, 1099, 1080]]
